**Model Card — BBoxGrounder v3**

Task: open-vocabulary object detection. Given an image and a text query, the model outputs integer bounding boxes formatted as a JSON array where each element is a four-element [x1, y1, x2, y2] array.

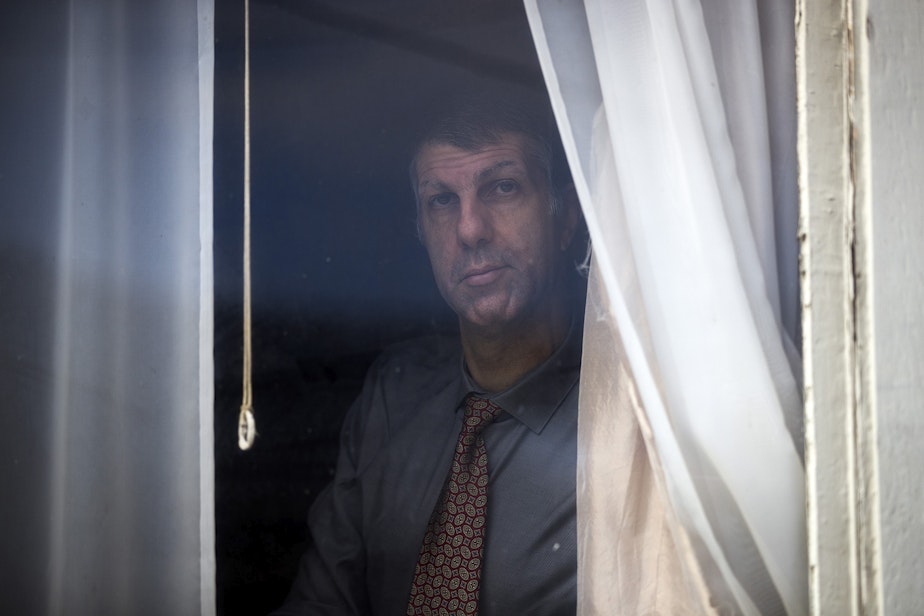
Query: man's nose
[[457, 196, 492, 248]]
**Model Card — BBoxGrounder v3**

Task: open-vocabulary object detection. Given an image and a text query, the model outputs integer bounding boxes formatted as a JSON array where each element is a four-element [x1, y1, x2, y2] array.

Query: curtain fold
[[0, 1, 214, 613], [525, 1, 805, 614]]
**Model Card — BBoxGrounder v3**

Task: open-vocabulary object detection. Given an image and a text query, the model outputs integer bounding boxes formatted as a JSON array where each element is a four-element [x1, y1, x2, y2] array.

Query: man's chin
[[454, 300, 520, 335]]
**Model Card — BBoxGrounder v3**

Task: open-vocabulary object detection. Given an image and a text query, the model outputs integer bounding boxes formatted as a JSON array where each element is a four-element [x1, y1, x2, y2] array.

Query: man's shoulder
[[369, 334, 463, 396], [347, 335, 464, 441], [377, 333, 461, 366]]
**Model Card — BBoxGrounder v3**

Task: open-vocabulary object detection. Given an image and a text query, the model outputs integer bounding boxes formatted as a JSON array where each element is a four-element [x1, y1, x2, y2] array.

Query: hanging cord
[[238, 0, 256, 450]]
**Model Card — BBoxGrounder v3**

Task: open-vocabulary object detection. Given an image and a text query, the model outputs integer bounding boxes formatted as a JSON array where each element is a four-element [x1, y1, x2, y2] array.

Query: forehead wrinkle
[[476, 159, 521, 183], [417, 177, 449, 193], [415, 143, 529, 195]]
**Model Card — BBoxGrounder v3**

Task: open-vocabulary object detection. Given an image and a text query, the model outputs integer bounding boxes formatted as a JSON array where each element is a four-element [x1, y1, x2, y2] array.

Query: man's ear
[[558, 184, 580, 252]]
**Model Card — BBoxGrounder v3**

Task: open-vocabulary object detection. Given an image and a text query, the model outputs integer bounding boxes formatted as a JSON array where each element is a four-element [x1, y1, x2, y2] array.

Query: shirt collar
[[456, 316, 582, 434]]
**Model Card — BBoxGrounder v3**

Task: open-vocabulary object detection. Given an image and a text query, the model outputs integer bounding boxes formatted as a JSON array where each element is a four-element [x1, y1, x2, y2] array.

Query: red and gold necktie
[[407, 395, 503, 615]]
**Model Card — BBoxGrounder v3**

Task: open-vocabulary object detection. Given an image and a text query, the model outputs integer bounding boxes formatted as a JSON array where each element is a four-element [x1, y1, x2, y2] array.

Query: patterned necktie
[[407, 394, 503, 615]]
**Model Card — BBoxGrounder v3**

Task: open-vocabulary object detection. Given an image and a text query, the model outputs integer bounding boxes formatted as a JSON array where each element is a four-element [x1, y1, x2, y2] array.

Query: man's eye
[[494, 180, 518, 195], [428, 193, 456, 208]]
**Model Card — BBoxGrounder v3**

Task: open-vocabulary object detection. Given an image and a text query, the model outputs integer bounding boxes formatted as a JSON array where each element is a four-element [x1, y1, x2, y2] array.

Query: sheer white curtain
[[525, 1, 805, 614], [0, 1, 214, 614]]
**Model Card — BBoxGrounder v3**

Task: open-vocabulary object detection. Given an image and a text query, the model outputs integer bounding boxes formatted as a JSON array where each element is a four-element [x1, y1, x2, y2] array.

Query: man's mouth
[[461, 265, 506, 287]]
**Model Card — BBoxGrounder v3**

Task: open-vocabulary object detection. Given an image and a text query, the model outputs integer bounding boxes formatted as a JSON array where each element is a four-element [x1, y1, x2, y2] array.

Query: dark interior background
[[213, 2, 551, 613]]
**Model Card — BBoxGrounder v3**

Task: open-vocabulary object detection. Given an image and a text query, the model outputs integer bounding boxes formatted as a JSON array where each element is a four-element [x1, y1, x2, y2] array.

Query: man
[[274, 97, 584, 615]]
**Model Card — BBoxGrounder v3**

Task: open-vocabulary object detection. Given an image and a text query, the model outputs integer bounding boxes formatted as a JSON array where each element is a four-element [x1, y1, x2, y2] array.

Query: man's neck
[[460, 306, 571, 393]]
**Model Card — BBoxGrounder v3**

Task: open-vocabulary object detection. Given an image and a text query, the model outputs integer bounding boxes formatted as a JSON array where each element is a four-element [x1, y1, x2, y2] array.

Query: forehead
[[414, 134, 534, 192]]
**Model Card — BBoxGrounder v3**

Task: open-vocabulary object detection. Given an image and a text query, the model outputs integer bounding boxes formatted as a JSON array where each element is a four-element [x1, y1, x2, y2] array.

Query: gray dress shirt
[[274, 323, 581, 615]]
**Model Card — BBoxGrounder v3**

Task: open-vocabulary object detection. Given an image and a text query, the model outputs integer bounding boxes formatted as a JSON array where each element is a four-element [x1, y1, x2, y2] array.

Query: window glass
[[213, 2, 550, 612]]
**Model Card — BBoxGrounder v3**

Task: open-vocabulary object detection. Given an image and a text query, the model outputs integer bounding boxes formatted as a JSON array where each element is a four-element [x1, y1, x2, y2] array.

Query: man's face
[[415, 133, 574, 334]]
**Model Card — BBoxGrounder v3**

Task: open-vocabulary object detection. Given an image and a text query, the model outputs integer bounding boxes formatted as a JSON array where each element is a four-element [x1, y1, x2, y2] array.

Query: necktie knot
[[463, 395, 502, 434]]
